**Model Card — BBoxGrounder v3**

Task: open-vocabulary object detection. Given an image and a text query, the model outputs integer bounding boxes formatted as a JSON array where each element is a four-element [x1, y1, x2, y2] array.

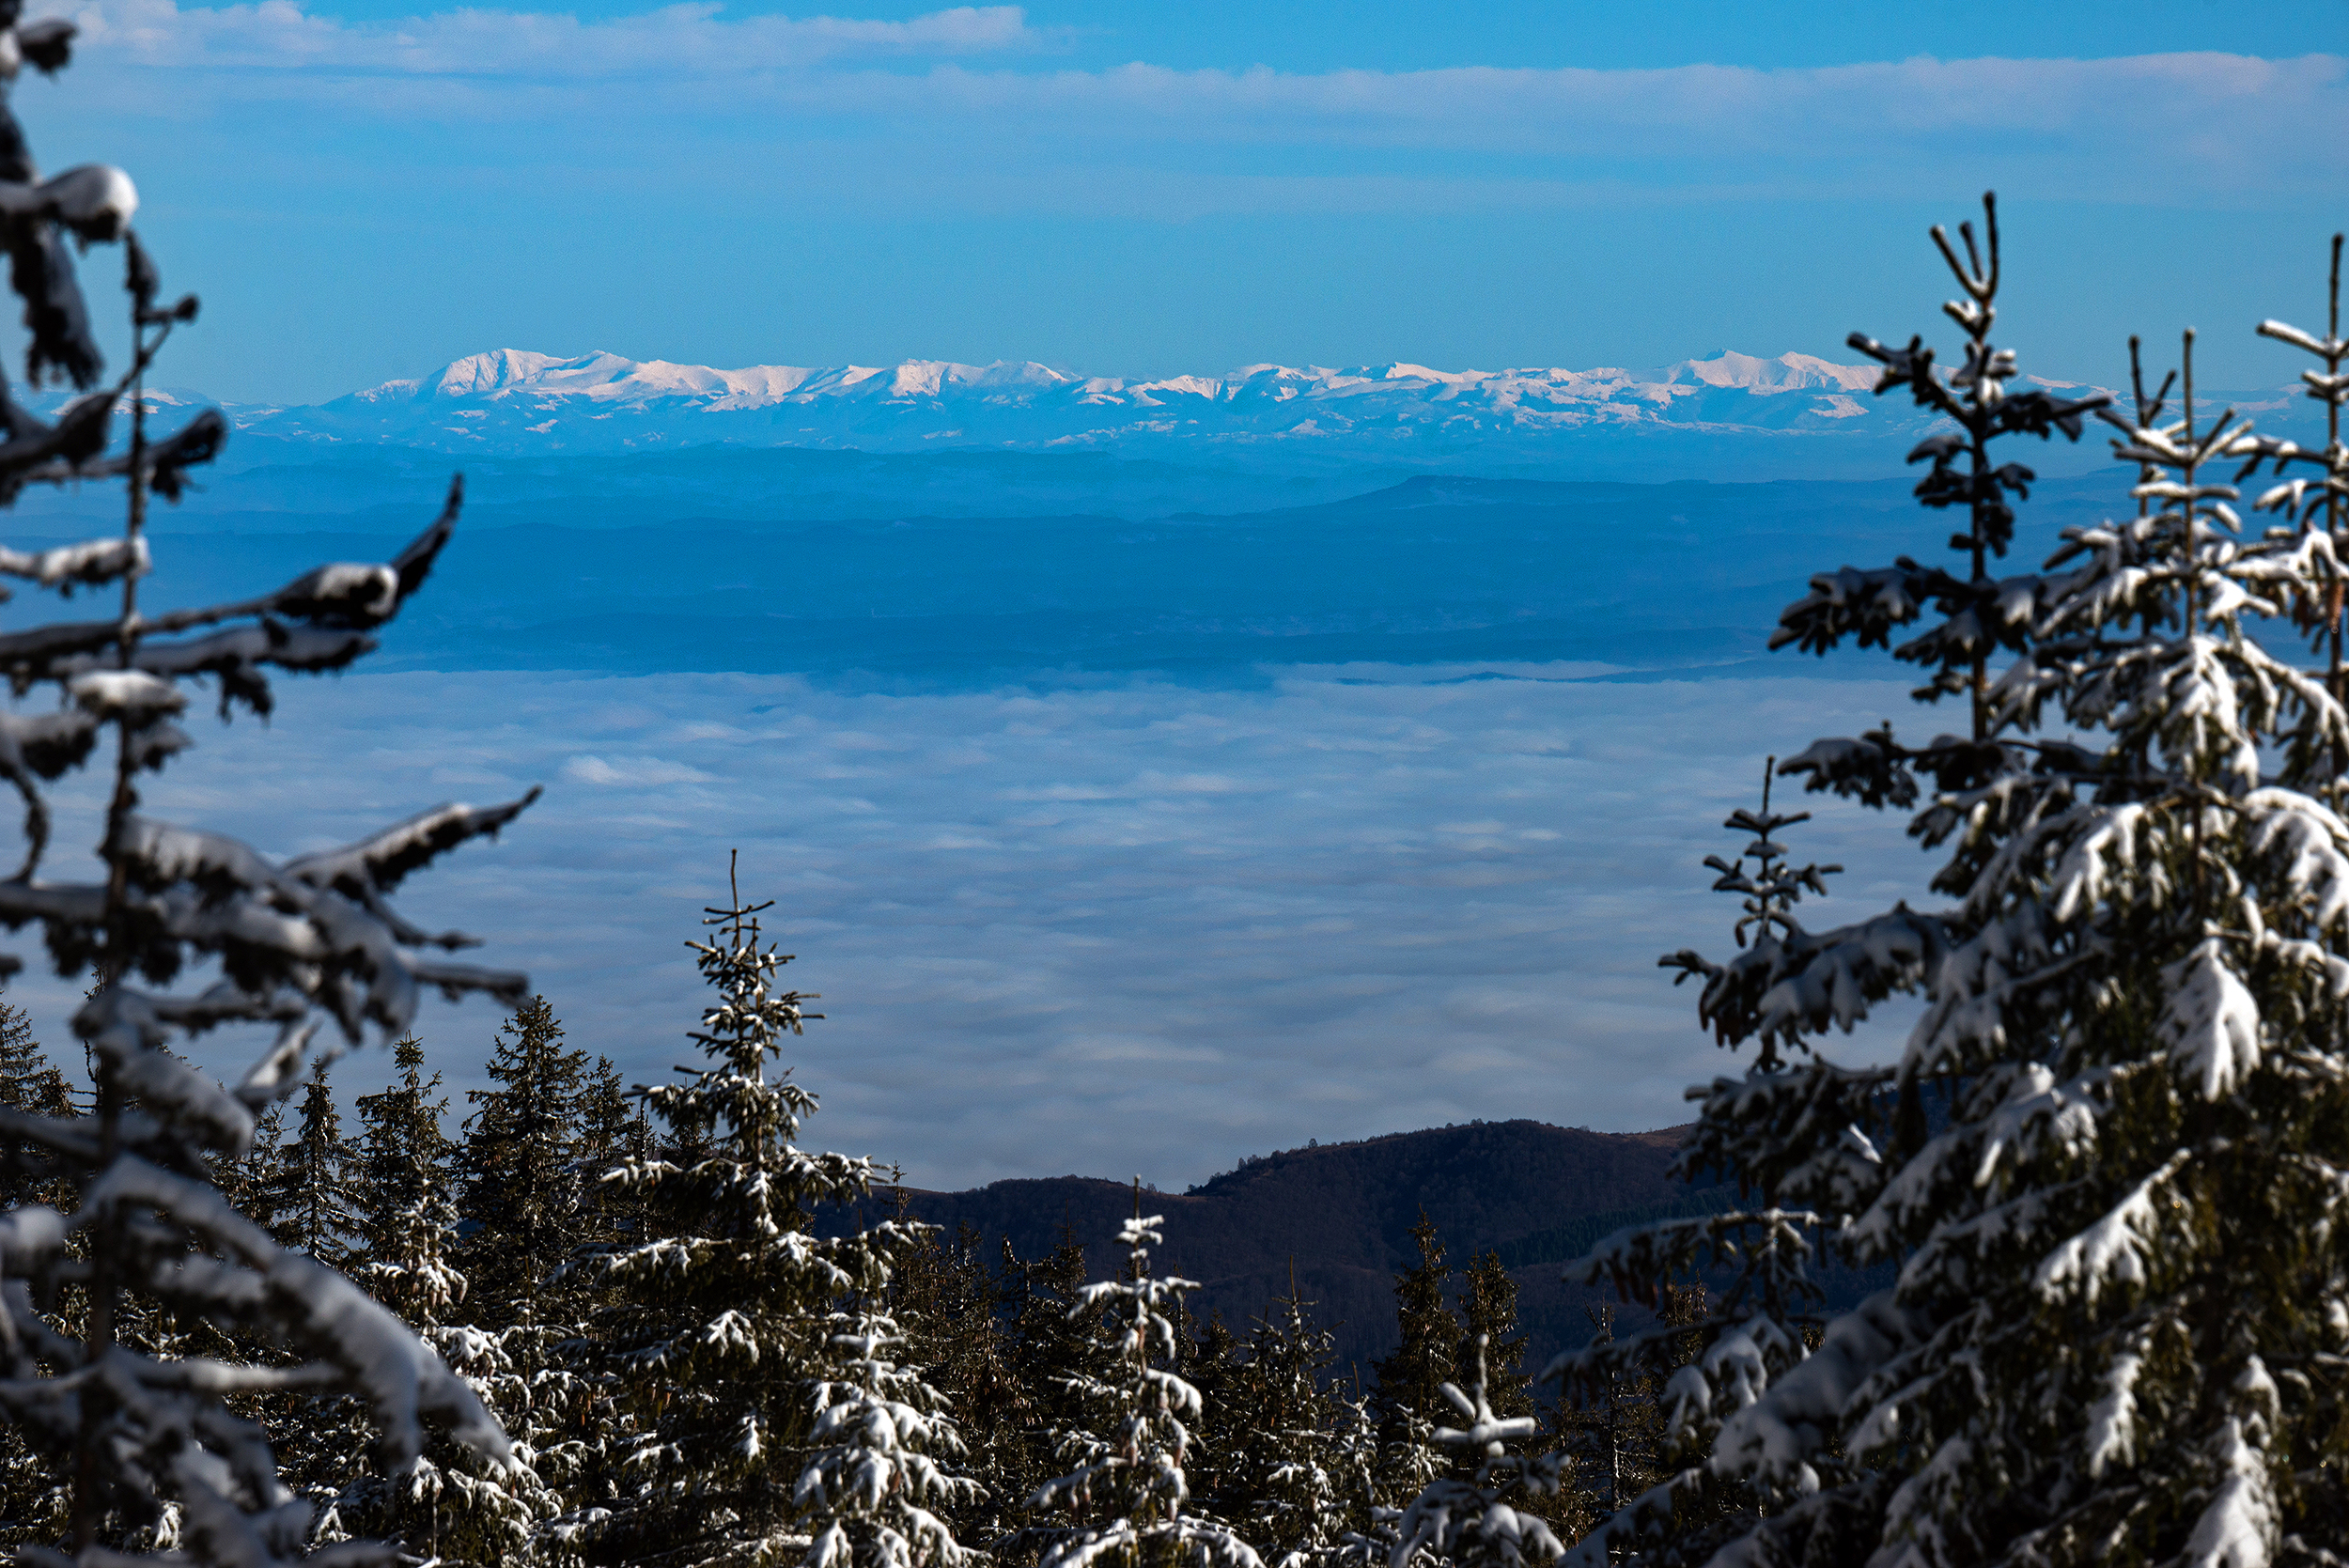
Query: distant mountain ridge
[[65, 345, 2318, 489], [187, 346, 2193, 474], [876, 1118, 1887, 1377], [8, 466, 2139, 685]]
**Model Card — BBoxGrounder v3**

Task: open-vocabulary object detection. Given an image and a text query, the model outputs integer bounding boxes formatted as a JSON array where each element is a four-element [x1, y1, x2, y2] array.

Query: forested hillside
[[0, 975, 1720, 1563], [884, 1121, 1715, 1373]]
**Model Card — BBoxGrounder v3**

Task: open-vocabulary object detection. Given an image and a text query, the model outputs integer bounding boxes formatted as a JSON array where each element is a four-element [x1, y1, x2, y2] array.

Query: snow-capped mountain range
[[205, 348, 1991, 467], [108, 347, 2310, 481]]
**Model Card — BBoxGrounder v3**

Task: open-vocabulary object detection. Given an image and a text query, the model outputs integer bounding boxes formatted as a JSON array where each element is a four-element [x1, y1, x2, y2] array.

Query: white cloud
[[561, 753, 715, 784], [57, 0, 1049, 73], [44, 5, 2344, 208]]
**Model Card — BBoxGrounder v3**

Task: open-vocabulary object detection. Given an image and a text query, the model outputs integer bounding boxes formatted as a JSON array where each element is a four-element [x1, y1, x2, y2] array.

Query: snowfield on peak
[[226, 347, 2004, 471]]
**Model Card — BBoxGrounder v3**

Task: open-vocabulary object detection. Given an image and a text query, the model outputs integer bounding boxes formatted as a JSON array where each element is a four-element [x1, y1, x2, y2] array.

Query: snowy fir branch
[[1572, 204, 2349, 1567]]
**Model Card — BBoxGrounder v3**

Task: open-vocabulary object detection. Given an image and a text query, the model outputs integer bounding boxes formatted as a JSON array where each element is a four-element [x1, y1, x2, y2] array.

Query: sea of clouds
[[7, 660, 1930, 1189]]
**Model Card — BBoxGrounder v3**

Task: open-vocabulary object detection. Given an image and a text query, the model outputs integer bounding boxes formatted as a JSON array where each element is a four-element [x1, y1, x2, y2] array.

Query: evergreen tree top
[[643, 861, 831, 1178], [1459, 1252, 1531, 1423], [1389, 1335, 1563, 1568], [266, 1058, 362, 1266], [1032, 1202, 1260, 1568], [1772, 192, 2108, 743], [565, 864, 949, 1568], [1374, 1211, 1458, 1426], [0, 1001, 71, 1120]]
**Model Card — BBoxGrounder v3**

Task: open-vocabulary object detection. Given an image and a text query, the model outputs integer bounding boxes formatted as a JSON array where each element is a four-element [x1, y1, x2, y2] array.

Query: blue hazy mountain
[[6, 341, 2278, 685], [14, 467, 2135, 688]]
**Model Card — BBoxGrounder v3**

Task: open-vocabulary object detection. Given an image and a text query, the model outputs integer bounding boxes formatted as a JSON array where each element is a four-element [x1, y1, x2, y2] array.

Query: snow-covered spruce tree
[[1368, 1217, 1452, 1529], [572, 866, 972, 1568], [1386, 1337, 1564, 1568], [1457, 1253, 1530, 1424], [1559, 201, 2349, 1565], [438, 997, 614, 1562], [2243, 233, 2349, 758], [1226, 1273, 1346, 1568], [268, 1062, 361, 1265], [1315, 1389, 1384, 1568], [459, 993, 589, 1314], [1030, 1205, 1260, 1568], [351, 1036, 463, 1326], [0, 14, 539, 1559], [0, 1001, 73, 1206], [797, 1307, 982, 1568], [1771, 191, 2108, 752], [338, 1037, 558, 1568]]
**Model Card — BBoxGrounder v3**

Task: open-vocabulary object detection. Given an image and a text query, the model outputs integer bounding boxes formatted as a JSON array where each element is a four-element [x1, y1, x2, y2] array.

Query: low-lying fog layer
[[4, 663, 1927, 1189]]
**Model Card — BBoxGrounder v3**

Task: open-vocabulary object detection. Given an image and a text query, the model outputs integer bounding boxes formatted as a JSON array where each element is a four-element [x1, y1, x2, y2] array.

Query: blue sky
[[28, 0, 2348, 402]]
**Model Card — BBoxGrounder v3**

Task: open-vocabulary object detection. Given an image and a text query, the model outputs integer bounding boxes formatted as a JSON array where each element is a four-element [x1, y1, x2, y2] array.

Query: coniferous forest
[[1, 15, 2347, 1568]]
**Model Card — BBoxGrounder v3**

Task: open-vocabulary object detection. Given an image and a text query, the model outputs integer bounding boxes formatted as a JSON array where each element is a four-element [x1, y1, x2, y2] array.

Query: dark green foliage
[[1225, 1278, 1346, 1563], [353, 1036, 464, 1324], [1182, 1310, 1247, 1517], [571, 882, 960, 1568], [1459, 1250, 1530, 1421], [355, 1039, 458, 1233], [1491, 1190, 1736, 1271], [0, 1008, 73, 1545], [459, 994, 590, 1312], [894, 1217, 1028, 1547], [221, 1099, 288, 1237], [1009, 1228, 1099, 1466], [1552, 1291, 1705, 1521], [0, 1004, 70, 1119], [1372, 1213, 1456, 1432], [577, 1053, 649, 1246], [267, 1062, 362, 1266], [0, 1003, 73, 1211]]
